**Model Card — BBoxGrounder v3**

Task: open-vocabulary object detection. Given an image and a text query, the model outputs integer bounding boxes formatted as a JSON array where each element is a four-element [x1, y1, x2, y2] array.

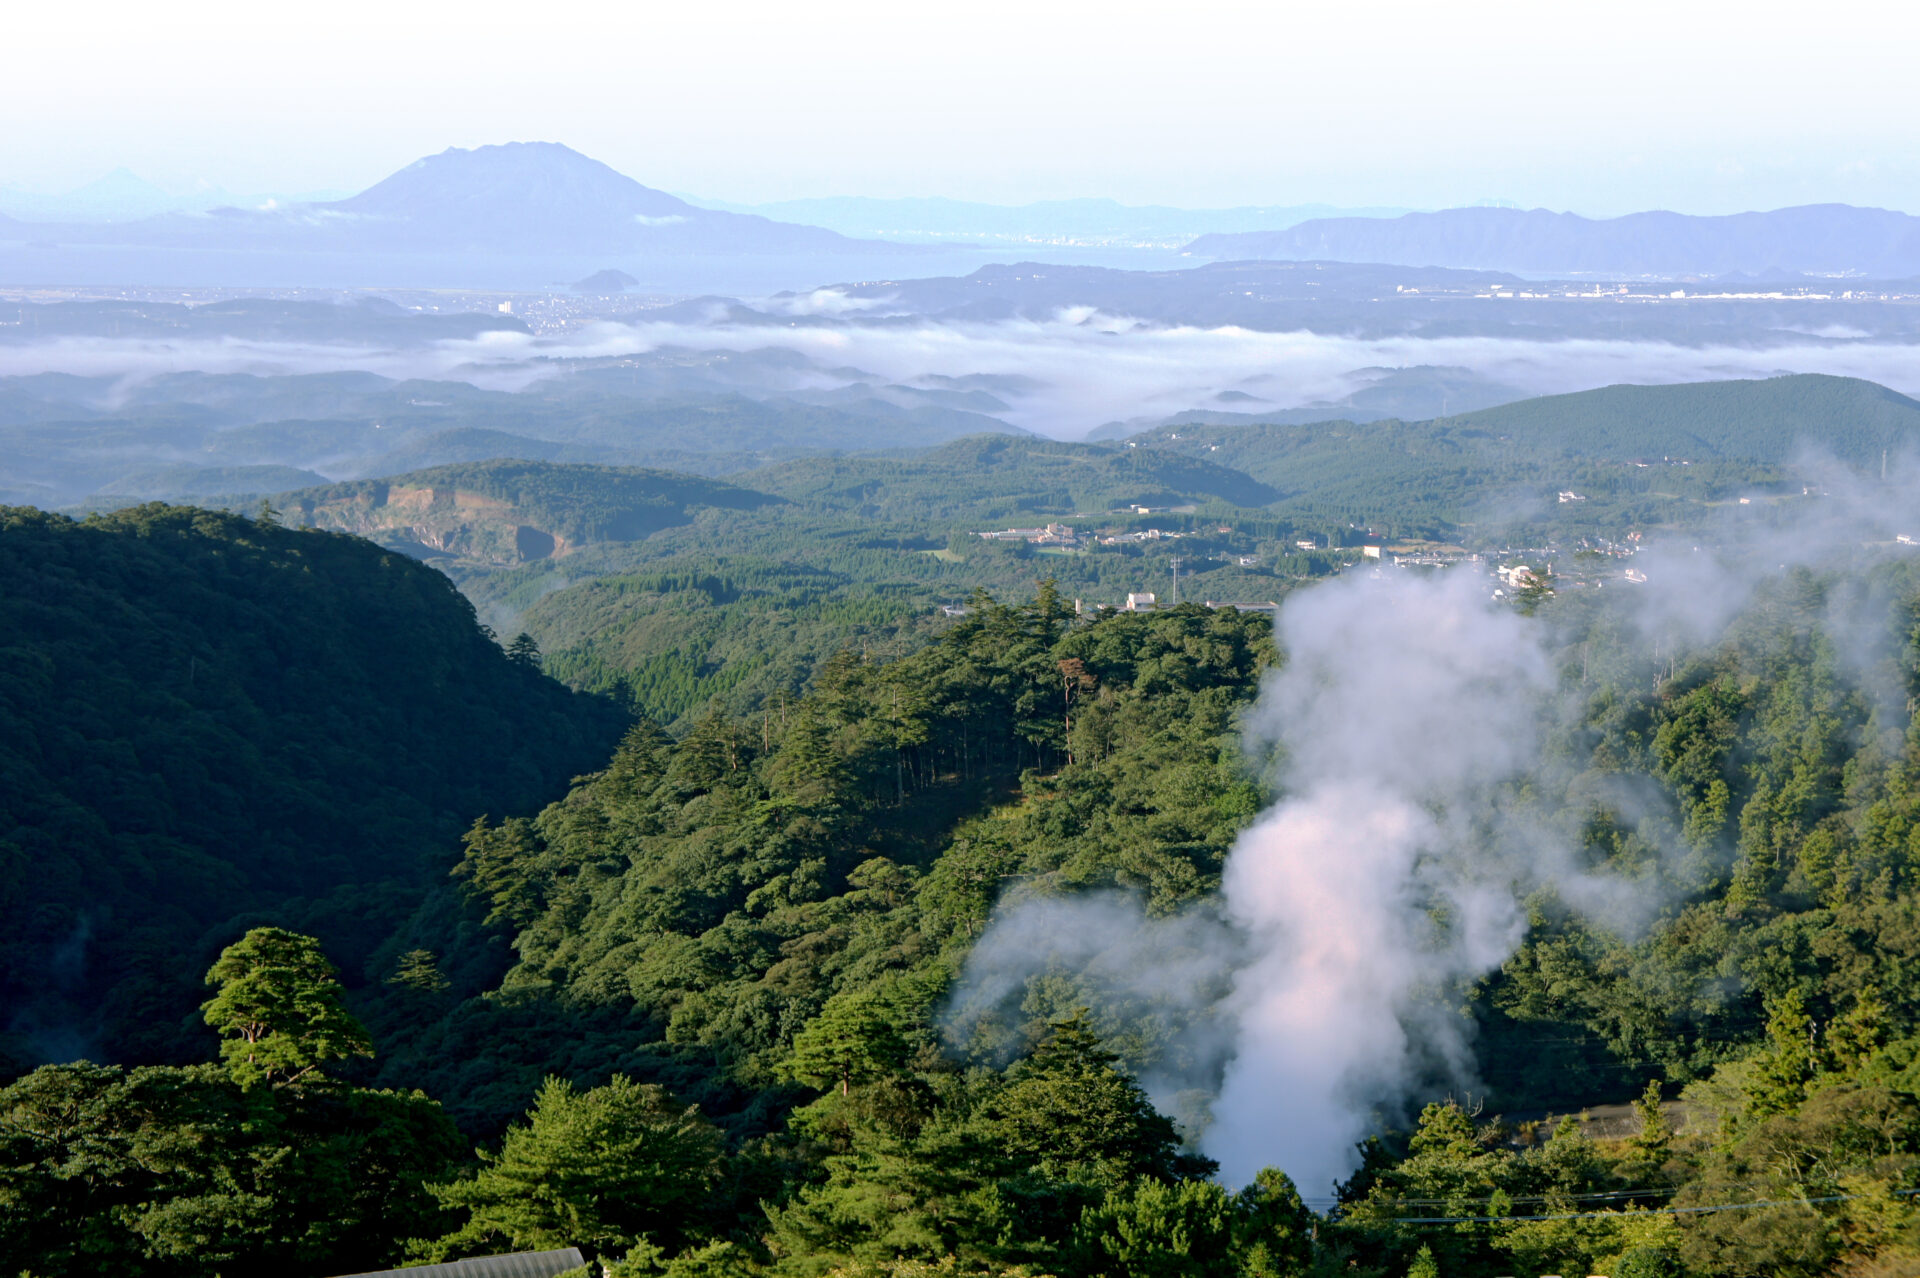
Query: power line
[[1372, 1186, 1920, 1225], [1383, 1187, 1686, 1208], [1336, 1173, 1809, 1213]]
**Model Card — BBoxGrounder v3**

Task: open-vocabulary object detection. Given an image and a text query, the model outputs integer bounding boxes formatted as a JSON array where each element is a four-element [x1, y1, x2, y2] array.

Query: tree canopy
[[202, 926, 374, 1088]]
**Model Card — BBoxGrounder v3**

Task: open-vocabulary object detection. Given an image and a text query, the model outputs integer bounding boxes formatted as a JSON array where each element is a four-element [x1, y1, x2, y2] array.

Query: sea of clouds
[[8, 308, 1920, 437]]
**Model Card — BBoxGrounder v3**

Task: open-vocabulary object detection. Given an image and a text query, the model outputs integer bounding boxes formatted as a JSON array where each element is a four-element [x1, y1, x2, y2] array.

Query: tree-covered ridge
[[374, 595, 1275, 1131], [1130, 414, 1781, 535], [741, 434, 1281, 517], [280, 458, 782, 561], [0, 503, 625, 1072], [1454, 373, 1920, 467], [1119, 374, 1920, 539]]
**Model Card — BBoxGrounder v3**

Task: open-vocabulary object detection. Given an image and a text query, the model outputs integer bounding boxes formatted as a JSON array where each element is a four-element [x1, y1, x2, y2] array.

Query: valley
[[10, 68, 1920, 1275]]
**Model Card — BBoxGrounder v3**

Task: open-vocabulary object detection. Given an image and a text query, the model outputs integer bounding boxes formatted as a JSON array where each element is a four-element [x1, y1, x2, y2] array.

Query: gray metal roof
[[330, 1247, 587, 1278]]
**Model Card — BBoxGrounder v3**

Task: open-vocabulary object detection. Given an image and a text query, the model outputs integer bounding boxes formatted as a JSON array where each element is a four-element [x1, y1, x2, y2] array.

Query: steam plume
[[1203, 571, 1557, 1191], [949, 461, 1920, 1197]]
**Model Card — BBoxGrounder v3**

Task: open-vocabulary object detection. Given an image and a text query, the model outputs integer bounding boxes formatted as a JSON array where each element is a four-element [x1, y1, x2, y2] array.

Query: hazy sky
[[11, 0, 1920, 215]]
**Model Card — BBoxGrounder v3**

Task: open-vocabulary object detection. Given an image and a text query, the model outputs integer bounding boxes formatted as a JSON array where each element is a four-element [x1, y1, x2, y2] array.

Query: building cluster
[[1098, 527, 1187, 546], [1497, 563, 1544, 590], [975, 522, 1080, 546], [970, 522, 1210, 550]]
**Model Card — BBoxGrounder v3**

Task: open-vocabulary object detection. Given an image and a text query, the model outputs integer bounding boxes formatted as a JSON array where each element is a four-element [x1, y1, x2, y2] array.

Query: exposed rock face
[[294, 483, 567, 565], [276, 461, 779, 568]]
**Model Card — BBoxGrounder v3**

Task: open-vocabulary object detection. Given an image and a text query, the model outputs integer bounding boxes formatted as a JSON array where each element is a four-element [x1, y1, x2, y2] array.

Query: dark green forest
[[10, 374, 1920, 1278], [0, 504, 625, 1071]]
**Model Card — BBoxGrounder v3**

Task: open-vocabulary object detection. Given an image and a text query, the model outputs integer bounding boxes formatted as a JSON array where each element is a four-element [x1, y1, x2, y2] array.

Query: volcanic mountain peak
[[331, 141, 692, 223]]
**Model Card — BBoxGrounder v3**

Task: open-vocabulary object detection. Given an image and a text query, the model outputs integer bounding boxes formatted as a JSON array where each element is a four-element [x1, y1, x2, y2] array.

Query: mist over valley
[[13, 15, 1920, 1272]]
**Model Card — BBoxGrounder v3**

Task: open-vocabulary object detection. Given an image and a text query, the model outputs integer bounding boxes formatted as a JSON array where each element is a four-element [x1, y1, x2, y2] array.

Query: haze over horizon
[[13, 0, 1920, 217], [23, 6, 1920, 1274]]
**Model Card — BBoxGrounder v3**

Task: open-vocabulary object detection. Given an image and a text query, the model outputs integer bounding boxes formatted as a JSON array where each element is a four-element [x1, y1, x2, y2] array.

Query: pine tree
[[426, 1075, 722, 1259], [506, 632, 542, 669], [387, 948, 451, 994], [1630, 1078, 1671, 1160], [784, 991, 910, 1096], [1745, 988, 1815, 1118], [201, 927, 373, 1088]]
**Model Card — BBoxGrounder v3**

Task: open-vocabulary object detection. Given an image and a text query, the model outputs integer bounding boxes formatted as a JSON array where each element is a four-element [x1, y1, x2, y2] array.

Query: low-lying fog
[[8, 307, 1920, 440]]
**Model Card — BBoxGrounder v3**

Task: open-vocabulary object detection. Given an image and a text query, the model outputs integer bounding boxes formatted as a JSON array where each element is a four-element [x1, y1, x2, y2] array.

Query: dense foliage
[[0, 928, 455, 1278], [0, 503, 625, 1072], [14, 370, 1920, 1276], [372, 592, 1273, 1134], [376, 553, 1920, 1277]]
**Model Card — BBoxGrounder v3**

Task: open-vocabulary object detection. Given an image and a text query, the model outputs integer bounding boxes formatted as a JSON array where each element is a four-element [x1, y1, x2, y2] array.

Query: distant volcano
[[306, 142, 883, 254], [6, 142, 920, 259], [573, 268, 641, 292]]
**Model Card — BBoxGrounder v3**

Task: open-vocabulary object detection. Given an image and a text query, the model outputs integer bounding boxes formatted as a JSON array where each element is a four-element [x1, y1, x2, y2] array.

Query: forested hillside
[[370, 594, 1273, 1132], [15, 555, 1920, 1277], [457, 379, 1900, 727], [11, 374, 1920, 1278], [403, 556, 1920, 1278], [742, 434, 1281, 515], [1127, 374, 1920, 539], [1454, 373, 1920, 467], [0, 504, 625, 1071]]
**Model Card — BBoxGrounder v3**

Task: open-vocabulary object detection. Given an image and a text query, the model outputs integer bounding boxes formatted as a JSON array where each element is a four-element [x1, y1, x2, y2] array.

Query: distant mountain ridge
[[12, 148, 1920, 284], [1186, 204, 1920, 279], [3, 143, 921, 258], [695, 194, 1411, 247], [302, 143, 879, 254], [0, 168, 348, 223]]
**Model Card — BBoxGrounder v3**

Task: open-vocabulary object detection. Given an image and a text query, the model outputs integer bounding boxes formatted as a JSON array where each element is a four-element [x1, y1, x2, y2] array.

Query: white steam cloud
[[947, 464, 1920, 1198], [948, 571, 1583, 1198], [1205, 572, 1565, 1193]]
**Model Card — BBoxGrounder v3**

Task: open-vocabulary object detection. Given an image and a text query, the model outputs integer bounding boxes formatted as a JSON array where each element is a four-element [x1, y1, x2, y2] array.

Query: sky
[[9, 0, 1920, 215]]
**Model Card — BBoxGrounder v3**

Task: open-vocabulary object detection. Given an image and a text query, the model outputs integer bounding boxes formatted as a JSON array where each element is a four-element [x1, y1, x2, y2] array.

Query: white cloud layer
[[6, 313, 1920, 439]]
